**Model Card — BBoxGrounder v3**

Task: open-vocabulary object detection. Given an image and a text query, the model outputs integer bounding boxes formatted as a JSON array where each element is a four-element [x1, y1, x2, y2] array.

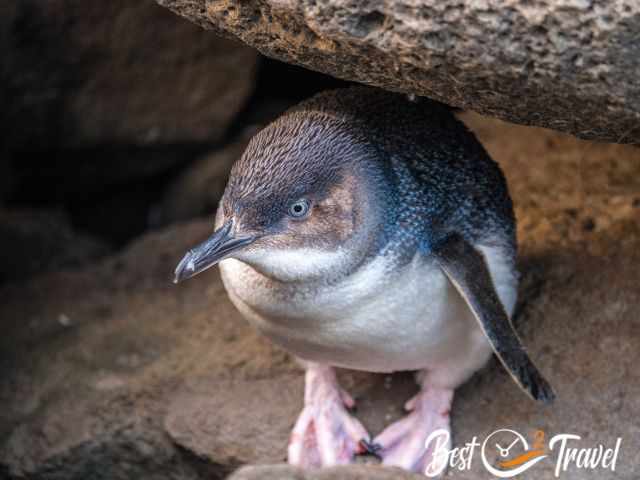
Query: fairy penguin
[[174, 87, 554, 474]]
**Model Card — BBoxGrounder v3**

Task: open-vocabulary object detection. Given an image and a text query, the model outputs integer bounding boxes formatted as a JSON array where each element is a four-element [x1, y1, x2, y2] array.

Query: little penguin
[[174, 86, 554, 474]]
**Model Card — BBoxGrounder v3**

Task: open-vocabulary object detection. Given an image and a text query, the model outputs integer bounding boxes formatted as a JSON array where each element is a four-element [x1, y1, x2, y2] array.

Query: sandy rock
[[165, 376, 302, 469], [2, 0, 258, 150], [156, 0, 640, 144], [1, 116, 639, 479]]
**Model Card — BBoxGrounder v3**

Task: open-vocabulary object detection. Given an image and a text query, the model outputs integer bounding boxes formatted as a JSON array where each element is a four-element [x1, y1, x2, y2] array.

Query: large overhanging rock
[[156, 0, 640, 144]]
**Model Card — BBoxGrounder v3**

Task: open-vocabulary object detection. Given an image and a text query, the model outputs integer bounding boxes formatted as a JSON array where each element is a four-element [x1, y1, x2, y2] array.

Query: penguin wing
[[432, 233, 555, 404]]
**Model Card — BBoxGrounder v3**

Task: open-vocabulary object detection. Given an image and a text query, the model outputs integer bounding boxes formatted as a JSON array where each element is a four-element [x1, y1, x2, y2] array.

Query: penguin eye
[[288, 199, 311, 218]]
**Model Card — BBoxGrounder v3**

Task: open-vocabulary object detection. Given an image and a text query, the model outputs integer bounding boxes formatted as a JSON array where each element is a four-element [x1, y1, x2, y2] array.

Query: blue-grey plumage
[[221, 86, 516, 269], [174, 86, 552, 474], [284, 86, 517, 254]]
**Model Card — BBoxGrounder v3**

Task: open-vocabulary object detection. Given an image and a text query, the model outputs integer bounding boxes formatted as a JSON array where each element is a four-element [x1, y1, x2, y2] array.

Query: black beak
[[173, 220, 255, 284]]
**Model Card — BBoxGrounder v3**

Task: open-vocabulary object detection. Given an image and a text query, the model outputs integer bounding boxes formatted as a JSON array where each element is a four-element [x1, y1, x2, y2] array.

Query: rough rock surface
[[156, 0, 640, 144], [1, 116, 639, 479], [1, 0, 258, 150]]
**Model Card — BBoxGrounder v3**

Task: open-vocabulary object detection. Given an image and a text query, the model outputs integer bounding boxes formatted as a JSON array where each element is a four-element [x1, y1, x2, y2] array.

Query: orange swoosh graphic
[[498, 449, 545, 468]]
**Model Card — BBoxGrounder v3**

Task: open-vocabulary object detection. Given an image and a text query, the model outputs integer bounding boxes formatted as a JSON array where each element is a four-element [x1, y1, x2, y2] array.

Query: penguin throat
[[234, 247, 352, 283]]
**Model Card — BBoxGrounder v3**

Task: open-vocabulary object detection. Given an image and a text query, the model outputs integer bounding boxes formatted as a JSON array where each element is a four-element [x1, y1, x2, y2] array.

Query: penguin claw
[[358, 438, 383, 458]]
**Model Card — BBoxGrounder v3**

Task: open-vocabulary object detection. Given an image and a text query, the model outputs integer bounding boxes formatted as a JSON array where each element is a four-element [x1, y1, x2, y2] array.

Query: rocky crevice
[[1, 114, 639, 479]]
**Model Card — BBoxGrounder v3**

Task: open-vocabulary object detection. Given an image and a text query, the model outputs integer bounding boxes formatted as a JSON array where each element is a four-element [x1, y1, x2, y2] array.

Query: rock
[[1, 117, 640, 479], [159, 132, 253, 225], [0, 208, 110, 284], [156, 0, 640, 144], [0, 218, 291, 479], [2, 0, 258, 150], [0, 214, 309, 479], [165, 376, 302, 469], [229, 464, 423, 480]]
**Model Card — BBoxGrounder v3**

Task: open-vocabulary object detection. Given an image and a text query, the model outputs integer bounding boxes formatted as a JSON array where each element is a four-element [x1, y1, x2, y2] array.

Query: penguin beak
[[173, 219, 255, 283]]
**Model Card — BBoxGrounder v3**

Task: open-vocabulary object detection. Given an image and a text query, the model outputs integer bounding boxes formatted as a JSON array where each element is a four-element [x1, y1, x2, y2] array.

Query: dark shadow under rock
[[0, 208, 110, 285], [159, 133, 253, 226]]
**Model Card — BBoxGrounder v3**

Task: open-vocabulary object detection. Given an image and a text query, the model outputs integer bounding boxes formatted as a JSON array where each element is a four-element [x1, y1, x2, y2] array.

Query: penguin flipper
[[432, 233, 555, 404]]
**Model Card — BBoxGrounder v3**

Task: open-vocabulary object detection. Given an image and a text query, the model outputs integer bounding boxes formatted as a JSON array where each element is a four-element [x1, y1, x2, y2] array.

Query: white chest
[[219, 247, 513, 373]]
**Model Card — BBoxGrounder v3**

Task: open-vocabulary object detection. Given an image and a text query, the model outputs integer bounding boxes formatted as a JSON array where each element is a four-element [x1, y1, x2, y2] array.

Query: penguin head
[[174, 111, 386, 283]]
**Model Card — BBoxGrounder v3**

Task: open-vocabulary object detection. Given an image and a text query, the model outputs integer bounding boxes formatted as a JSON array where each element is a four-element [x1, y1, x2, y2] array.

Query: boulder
[[1, 116, 639, 479], [156, 0, 640, 144], [1, 0, 258, 150]]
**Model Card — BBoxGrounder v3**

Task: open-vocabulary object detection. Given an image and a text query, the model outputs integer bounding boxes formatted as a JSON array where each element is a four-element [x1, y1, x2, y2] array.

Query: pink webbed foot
[[373, 386, 453, 476], [288, 365, 370, 468]]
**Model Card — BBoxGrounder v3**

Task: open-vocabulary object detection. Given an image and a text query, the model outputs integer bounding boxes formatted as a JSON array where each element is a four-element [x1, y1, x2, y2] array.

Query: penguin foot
[[373, 386, 453, 476], [288, 364, 370, 468]]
